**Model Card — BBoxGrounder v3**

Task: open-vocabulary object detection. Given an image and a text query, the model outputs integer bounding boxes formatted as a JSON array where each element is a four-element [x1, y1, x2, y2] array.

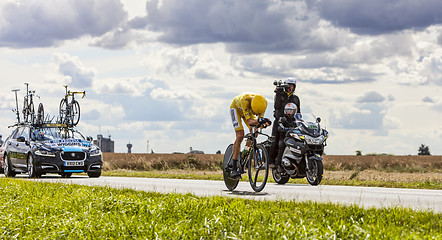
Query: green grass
[[0, 178, 440, 239], [103, 170, 442, 190]]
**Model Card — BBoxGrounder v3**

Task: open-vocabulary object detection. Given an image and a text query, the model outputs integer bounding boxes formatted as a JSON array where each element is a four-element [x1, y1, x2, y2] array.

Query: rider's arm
[[294, 95, 301, 113], [278, 117, 294, 132], [274, 93, 283, 118], [246, 118, 259, 127]]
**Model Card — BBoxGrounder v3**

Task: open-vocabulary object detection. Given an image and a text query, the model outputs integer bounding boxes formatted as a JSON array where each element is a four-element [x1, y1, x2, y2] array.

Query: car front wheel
[[27, 155, 40, 178], [87, 171, 101, 178]]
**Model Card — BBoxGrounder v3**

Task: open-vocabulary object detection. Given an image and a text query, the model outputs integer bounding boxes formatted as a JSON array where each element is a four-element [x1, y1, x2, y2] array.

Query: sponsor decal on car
[[45, 139, 91, 148]]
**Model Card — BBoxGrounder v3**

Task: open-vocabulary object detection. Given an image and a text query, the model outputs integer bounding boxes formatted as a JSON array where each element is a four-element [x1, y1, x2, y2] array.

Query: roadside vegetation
[[0, 179, 440, 239], [102, 153, 442, 189]]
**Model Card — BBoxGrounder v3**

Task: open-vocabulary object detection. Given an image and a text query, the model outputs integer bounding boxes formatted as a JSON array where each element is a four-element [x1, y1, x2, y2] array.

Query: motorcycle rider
[[275, 103, 298, 172], [229, 93, 271, 178], [269, 77, 300, 168]]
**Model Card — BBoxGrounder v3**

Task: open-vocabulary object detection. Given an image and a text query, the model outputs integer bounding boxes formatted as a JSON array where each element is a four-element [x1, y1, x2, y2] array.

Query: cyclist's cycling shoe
[[230, 168, 241, 179]]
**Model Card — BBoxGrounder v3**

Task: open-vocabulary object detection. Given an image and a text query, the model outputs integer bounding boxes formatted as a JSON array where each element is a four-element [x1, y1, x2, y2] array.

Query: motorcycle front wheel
[[248, 144, 269, 192], [223, 144, 239, 191], [306, 160, 323, 186]]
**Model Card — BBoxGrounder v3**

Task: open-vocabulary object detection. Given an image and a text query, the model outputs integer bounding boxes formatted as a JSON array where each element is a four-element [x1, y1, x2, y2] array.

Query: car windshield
[[31, 128, 85, 141]]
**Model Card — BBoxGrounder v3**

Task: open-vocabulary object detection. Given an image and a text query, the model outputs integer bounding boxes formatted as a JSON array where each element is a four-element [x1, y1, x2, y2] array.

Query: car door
[[15, 127, 31, 168], [7, 127, 22, 167]]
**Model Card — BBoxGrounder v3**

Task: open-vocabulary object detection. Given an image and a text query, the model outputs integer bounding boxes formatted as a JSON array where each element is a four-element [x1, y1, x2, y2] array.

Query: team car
[[2, 123, 102, 178]]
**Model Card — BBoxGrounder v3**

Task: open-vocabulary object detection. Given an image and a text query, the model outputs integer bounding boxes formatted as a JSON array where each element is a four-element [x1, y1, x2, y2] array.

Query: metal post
[[11, 89, 20, 123]]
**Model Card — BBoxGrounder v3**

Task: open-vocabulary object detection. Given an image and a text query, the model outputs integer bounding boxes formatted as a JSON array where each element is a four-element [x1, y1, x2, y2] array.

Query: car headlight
[[35, 150, 56, 157], [90, 148, 102, 157]]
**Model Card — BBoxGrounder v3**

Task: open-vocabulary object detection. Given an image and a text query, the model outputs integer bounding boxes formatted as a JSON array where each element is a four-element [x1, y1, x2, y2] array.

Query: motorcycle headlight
[[289, 132, 303, 141], [35, 149, 56, 157], [305, 135, 324, 145]]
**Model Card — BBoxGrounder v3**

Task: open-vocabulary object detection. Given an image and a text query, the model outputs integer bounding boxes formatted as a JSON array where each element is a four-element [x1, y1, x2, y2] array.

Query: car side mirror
[[87, 136, 93, 142], [17, 136, 26, 142], [316, 117, 321, 123]]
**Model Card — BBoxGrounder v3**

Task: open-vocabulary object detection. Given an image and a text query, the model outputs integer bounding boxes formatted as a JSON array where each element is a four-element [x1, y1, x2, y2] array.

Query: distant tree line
[[355, 144, 431, 156]]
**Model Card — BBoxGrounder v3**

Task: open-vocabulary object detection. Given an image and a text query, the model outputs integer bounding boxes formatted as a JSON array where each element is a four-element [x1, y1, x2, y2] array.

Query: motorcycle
[[272, 113, 329, 185]]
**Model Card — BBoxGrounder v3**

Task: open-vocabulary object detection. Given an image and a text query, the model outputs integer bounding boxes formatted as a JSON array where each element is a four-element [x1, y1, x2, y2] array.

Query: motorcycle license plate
[[64, 161, 84, 166]]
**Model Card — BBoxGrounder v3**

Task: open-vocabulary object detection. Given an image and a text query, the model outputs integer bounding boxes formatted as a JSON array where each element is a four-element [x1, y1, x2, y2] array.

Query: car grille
[[61, 151, 86, 160]]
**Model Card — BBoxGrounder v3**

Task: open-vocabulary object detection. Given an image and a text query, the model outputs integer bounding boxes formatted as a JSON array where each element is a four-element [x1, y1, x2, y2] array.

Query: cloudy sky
[[1, 0, 441, 155]]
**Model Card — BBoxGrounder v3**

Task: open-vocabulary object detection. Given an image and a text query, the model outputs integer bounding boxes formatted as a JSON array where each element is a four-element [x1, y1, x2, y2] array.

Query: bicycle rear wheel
[[59, 98, 67, 124], [223, 144, 239, 191], [248, 143, 269, 192]]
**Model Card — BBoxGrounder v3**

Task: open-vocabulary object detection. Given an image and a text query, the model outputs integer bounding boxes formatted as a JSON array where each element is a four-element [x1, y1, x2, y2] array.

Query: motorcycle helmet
[[284, 77, 297, 92], [284, 103, 297, 118], [251, 95, 267, 115]]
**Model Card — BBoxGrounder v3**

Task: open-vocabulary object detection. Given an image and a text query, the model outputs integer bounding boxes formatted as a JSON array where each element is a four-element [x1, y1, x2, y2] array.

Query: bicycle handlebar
[[67, 91, 86, 98], [244, 128, 271, 140]]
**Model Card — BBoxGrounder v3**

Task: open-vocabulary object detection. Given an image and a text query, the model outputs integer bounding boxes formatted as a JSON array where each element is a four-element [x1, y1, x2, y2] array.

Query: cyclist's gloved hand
[[258, 117, 272, 126]]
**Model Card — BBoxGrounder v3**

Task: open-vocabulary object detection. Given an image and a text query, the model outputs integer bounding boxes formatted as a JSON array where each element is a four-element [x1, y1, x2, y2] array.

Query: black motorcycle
[[272, 113, 329, 185]]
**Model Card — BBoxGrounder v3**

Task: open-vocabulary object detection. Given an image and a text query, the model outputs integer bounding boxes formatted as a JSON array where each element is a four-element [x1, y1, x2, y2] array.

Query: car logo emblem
[[71, 153, 76, 157]]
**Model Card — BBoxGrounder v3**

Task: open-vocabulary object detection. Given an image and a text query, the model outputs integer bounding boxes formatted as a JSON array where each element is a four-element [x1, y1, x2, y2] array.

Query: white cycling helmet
[[284, 103, 297, 117]]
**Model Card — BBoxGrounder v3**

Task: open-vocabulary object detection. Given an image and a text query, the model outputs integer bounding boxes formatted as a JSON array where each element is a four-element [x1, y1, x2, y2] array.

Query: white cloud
[[150, 88, 200, 100], [316, 0, 442, 35], [53, 53, 96, 88], [94, 77, 154, 96], [1, 0, 442, 155], [0, 0, 127, 48], [357, 91, 386, 103]]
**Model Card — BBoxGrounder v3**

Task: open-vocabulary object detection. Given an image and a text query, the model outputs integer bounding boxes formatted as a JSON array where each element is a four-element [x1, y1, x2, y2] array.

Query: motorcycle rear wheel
[[306, 160, 323, 186], [272, 168, 290, 184], [223, 144, 239, 191]]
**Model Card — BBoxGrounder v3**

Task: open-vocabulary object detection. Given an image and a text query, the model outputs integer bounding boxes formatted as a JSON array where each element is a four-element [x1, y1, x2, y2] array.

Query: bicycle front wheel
[[29, 102, 35, 125], [37, 103, 44, 125], [71, 100, 81, 126], [247, 143, 269, 192]]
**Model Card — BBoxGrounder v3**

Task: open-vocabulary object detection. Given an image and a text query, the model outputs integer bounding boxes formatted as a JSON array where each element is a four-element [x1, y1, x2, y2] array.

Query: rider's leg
[[231, 130, 244, 178], [269, 119, 280, 168], [276, 137, 285, 173]]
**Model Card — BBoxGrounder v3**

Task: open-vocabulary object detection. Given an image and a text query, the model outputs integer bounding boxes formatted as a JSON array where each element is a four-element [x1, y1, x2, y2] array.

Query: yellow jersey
[[230, 93, 265, 120]]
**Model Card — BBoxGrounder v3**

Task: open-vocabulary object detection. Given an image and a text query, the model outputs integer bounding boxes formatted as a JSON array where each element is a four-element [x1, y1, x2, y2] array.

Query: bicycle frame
[[238, 129, 263, 171]]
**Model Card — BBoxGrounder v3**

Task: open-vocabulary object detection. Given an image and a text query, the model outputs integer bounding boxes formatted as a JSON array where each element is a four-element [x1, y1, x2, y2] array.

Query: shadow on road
[[4, 174, 89, 179], [224, 190, 269, 196]]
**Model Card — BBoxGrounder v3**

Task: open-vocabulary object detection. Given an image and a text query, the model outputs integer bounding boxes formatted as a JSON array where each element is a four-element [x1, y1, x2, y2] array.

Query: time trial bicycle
[[223, 124, 273, 192]]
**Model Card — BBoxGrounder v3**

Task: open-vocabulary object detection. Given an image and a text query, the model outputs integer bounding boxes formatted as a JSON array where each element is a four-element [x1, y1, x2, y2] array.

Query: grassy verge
[[102, 169, 442, 190], [0, 178, 440, 239]]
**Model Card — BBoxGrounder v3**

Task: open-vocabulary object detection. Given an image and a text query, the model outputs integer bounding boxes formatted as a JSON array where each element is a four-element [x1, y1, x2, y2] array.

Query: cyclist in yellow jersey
[[229, 93, 271, 178]]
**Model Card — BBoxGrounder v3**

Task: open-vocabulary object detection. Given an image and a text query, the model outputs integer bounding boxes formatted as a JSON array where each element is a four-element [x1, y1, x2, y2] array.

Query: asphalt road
[[19, 175, 442, 213]]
